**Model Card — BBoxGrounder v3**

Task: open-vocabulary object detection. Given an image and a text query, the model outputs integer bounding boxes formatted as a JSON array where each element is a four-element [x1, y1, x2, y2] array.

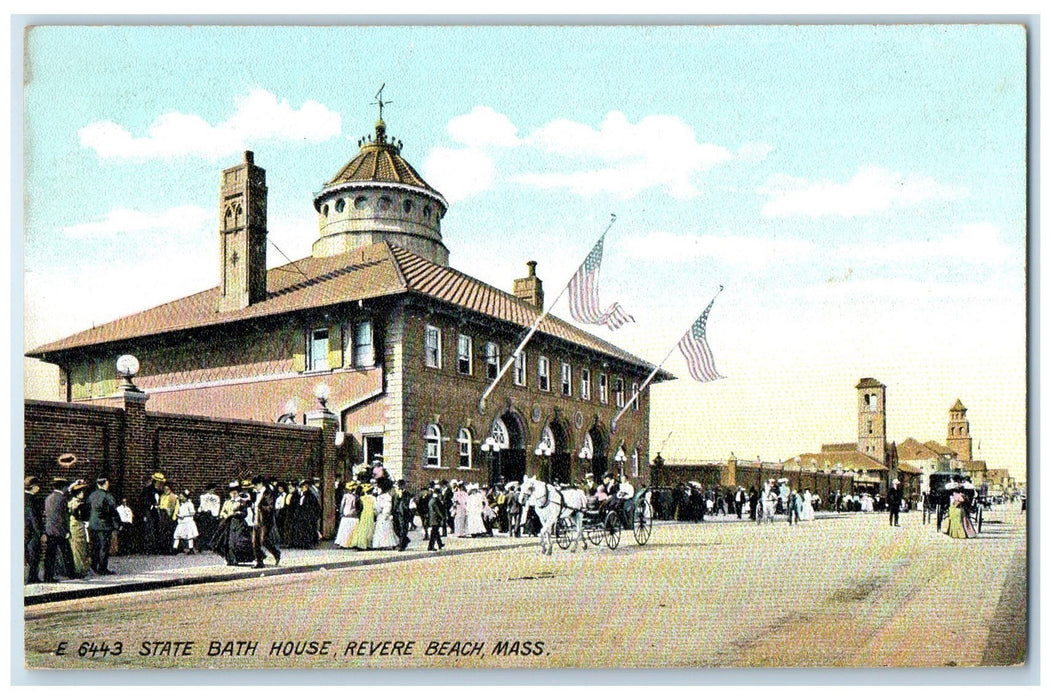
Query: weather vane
[[372, 83, 391, 120]]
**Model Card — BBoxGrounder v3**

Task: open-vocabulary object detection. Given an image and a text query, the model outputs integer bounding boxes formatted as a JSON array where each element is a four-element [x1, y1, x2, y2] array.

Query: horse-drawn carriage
[[518, 476, 653, 554], [554, 487, 654, 551], [923, 471, 984, 533]]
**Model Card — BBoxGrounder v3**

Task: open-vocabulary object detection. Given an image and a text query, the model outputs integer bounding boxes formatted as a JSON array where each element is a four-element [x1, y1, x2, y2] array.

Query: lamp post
[[481, 437, 502, 487], [614, 449, 626, 479], [116, 354, 141, 392], [314, 382, 331, 411], [535, 443, 553, 482]]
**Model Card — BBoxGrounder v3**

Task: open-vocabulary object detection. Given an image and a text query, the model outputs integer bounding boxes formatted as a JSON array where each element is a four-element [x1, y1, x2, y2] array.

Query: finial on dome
[[372, 83, 391, 144]]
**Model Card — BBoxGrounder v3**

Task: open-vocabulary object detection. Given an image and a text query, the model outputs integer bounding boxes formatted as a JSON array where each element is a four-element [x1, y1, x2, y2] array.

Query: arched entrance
[[493, 410, 526, 484], [547, 421, 571, 484], [588, 424, 608, 483]]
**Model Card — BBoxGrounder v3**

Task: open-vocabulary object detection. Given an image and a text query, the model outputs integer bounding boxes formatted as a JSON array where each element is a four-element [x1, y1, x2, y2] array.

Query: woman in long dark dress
[[287, 480, 321, 548], [211, 488, 254, 565]]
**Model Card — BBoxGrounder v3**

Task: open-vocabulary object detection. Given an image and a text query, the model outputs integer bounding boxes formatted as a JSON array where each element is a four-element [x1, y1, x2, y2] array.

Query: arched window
[[425, 424, 442, 468], [335, 198, 346, 213], [579, 433, 594, 460], [490, 418, 509, 449], [539, 425, 556, 452], [458, 428, 473, 469]]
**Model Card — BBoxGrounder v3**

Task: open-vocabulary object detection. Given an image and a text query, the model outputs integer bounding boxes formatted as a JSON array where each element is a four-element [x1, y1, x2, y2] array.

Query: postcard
[[18, 22, 1028, 674]]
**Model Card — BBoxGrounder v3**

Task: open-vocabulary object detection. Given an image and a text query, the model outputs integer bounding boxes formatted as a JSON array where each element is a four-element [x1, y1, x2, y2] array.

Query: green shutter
[[328, 324, 344, 369], [292, 329, 306, 372]]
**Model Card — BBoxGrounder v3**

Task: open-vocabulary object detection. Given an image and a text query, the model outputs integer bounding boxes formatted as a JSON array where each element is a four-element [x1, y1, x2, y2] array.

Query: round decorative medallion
[[531, 404, 542, 423], [573, 410, 583, 430]]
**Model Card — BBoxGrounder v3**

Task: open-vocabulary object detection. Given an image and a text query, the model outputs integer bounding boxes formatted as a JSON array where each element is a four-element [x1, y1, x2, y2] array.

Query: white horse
[[520, 476, 587, 555]]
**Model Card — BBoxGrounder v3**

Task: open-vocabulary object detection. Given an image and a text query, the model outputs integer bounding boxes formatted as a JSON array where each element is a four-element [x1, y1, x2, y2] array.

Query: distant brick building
[[27, 115, 669, 490]]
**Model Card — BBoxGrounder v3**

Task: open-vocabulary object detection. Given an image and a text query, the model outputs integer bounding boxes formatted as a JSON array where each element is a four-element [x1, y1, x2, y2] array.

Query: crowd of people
[[27, 450, 992, 585]]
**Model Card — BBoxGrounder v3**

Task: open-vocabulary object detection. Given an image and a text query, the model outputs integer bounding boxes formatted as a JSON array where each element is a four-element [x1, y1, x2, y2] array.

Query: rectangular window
[[485, 341, 500, 380], [352, 320, 374, 367], [581, 368, 591, 400], [599, 373, 608, 404], [561, 361, 572, 396], [614, 378, 625, 408], [425, 325, 442, 368], [457, 334, 473, 375], [513, 352, 527, 386], [309, 328, 329, 372], [538, 356, 550, 392], [632, 382, 640, 411]]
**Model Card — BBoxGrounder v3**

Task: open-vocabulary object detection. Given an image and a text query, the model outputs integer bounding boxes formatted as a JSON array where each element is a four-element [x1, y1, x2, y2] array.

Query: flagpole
[[610, 285, 724, 433], [478, 214, 617, 413]]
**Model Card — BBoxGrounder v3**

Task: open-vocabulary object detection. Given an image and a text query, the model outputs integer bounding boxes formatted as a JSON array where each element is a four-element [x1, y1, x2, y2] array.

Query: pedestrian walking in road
[[334, 482, 360, 548], [427, 487, 445, 551], [24, 476, 44, 584], [87, 477, 120, 574], [139, 472, 166, 554], [887, 479, 903, 527], [251, 476, 281, 568]]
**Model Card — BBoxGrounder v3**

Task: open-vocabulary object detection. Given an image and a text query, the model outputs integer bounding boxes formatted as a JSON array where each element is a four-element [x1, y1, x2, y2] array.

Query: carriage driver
[[608, 473, 636, 522]]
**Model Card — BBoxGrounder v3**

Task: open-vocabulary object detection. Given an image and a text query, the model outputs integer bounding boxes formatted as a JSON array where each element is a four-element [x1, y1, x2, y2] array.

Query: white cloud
[[517, 111, 733, 199], [62, 205, 212, 239], [843, 223, 1014, 266], [622, 230, 815, 269], [736, 142, 774, 164], [759, 166, 967, 218], [79, 89, 341, 160], [447, 106, 520, 147], [422, 146, 496, 203]]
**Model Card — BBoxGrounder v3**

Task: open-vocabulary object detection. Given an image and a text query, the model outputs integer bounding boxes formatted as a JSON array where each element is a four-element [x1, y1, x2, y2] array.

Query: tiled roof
[[950, 398, 967, 411], [323, 121, 442, 200], [897, 437, 940, 461], [855, 377, 885, 389], [28, 242, 669, 378], [924, 440, 956, 456]]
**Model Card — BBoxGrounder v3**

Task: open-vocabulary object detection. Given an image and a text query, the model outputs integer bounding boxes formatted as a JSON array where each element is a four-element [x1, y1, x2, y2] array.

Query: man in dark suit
[[251, 476, 281, 568], [427, 487, 445, 551], [43, 477, 73, 582], [887, 478, 904, 527], [392, 479, 412, 551], [88, 477, 120, 574], [24, 476, 44, 583]]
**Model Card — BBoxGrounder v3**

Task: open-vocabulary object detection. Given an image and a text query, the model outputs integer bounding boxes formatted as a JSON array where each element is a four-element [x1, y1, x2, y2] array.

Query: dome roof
[[323, 119, 444, 201]]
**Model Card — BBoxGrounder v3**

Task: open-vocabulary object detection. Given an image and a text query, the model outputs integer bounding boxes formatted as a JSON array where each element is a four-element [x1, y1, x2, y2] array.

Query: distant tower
[[946, 398, 973, 461], [217, 151, 268, 312], [856, 377, 886, 465]]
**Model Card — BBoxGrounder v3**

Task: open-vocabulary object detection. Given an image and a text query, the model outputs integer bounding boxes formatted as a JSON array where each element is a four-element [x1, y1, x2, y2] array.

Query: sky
[[19, 24, 1028, 479]]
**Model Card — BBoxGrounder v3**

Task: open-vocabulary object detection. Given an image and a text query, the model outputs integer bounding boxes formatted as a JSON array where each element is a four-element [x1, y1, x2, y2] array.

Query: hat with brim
[[151, 472, 166, 482], [69, 479, 89, 492], [25, 476, 40, 489], [228, 481, 239, 490], [51, 476, 70, 488], [57, 453, 77, 468], [240, 479, 253, 488]]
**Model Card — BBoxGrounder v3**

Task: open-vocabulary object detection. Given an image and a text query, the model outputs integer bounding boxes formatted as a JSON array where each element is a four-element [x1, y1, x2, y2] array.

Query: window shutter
[[328, 324, 344, 369], [292, 329, 307, 372]]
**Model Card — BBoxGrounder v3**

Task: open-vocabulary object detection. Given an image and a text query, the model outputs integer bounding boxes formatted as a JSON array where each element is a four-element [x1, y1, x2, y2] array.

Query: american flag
[[677, 287, 724, 382], [567, 235, 634, 330]]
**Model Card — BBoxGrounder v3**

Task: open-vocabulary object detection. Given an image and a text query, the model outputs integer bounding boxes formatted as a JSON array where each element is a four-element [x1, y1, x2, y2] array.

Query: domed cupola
[[312, 117, 449, 265]]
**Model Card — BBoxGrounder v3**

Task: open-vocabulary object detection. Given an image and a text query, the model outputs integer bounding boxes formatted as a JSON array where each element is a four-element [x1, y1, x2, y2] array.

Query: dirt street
[[23, 508, 1027, 669]]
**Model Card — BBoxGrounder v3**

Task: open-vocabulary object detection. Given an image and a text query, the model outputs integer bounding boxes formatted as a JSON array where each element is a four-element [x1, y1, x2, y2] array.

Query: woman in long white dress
[[371, 486, 399, 549], [173, 492, 200, 553], [334, 483, 359, 548], [452, 483, 469, 537], [466, 485, 486, 536], [800, 489, 815, 521]]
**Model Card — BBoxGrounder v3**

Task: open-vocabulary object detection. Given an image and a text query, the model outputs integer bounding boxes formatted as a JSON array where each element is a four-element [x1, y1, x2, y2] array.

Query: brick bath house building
[[27, 116, 669, 511]]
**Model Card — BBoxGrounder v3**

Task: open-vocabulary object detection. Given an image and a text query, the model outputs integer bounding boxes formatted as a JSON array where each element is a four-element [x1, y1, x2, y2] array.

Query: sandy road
[[23, 508, 1026, 670]]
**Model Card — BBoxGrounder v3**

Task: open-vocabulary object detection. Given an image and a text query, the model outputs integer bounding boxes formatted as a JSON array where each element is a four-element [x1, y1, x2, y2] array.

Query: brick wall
[[24, 397, 322, 503]]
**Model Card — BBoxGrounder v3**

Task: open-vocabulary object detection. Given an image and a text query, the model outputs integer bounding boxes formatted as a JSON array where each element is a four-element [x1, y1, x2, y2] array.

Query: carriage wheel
[[555, 518, 573, 550], [604, 511, 622, 550], [586, 518, 604, 546], [633, 502, 653, 545]]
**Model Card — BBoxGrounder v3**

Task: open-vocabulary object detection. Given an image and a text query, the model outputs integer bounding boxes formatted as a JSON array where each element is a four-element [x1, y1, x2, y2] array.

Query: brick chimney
[[513, 260, 544, 308], [217, 151, 267, 312]]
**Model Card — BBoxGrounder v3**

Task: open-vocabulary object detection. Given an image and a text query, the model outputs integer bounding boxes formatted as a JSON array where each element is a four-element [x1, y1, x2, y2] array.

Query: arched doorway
[[588, 424, 608, 483], [547, 421, 571, 484], [494, 411, 526, 484]]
